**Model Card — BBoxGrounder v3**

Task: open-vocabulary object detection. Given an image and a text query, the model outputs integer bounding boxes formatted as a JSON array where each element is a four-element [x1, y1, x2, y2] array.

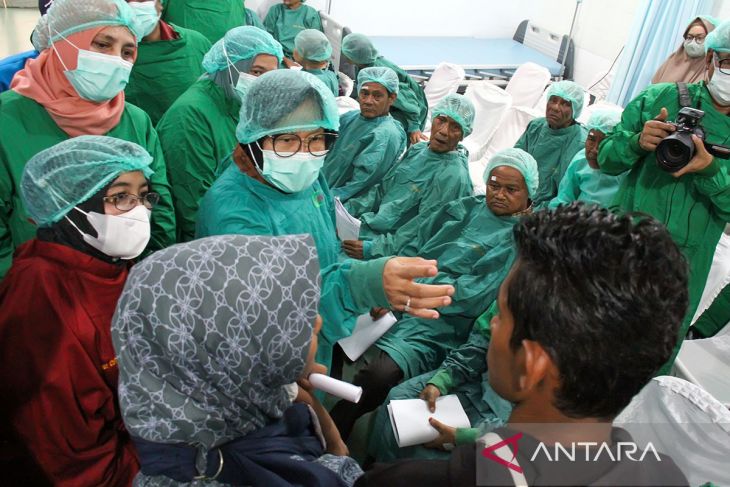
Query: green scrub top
[[156, 78, 240, 243], [161, 0, 247, 43], [598, 81, 730, 373], [264, 3, 323, 59], [346, 142, 472, 245], [0, 90, 176, 278], [323, 110, 406, 203], [514, 117, 587, 207], [548, 149, 625, 209], [376, 196, 518, 379], [369, 303, 512, 463], [370, 56, 428, 134], [126, 23, 212, 125], [303, 68, 339, 96], [195, 165, 390, 370]]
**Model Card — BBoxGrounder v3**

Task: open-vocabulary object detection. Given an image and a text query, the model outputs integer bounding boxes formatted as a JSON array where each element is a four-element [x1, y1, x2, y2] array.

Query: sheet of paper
[[337, 312, 398, 362], [388, 395, 471, 448], [334, 197, 361, 241]]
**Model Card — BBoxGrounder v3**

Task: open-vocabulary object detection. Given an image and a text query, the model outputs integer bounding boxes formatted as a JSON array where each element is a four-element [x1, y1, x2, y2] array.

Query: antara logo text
[[481, 432, 662, 474]]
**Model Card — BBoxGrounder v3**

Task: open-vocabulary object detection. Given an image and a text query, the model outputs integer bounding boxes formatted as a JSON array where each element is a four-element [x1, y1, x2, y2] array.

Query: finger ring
[[404, 297, 411, 313]]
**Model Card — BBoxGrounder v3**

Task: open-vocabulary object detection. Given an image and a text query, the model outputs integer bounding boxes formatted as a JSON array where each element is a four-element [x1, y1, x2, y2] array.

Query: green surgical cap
[[432, 93, 476, 138], [585, 108, 622, 134], [294, 29, 333, 62], [706, 19, 730, 53], [357, 66, 399, 94], [202, 26, 284, 74], [547, 80, 585, 119], [21, 136, 154, 226], [483, 148, 539, 198], [342, 33, 378, 65], [32, 0, 139, 51], [236, 70, 340, 144]]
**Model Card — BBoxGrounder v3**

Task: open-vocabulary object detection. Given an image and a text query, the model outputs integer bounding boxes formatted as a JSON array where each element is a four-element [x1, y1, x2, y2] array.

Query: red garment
[[0, 240, 138, 487], [158, 20, 180, 41]]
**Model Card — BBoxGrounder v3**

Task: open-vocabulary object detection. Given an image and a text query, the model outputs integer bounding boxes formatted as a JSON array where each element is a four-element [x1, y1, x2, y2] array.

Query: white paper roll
[[308, 373, 362, 403]]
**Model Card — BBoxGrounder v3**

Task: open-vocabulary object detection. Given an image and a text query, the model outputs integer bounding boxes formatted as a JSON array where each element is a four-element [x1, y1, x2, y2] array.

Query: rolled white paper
[[308, 373, 363, 403]]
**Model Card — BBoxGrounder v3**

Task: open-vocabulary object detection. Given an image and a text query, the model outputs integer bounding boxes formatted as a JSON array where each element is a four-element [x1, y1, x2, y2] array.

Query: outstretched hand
[[382, 257, 454, 319]]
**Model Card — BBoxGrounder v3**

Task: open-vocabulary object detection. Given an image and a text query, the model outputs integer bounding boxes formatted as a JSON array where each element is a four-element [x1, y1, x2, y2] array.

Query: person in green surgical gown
[[156, 26, 282, 242], [323, 66, 406, 202], [125, 0, 212, 124], [161, 0, 262, 43], [293, 29, 339, 96], [194, 69, 457, 373], [341, 32, 428, 145], [330, 148, 538, 442], [264, 0, 323, 68], [514, 80, 588, 207], [548, 107, 625, 209]]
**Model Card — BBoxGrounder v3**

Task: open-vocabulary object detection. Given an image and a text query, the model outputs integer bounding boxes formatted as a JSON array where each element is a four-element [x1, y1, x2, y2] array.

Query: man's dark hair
[[508, 203, 689, 419]]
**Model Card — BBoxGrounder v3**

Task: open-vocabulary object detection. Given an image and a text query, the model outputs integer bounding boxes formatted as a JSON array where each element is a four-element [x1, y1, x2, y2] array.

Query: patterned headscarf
[[112, 234, 321, 450]]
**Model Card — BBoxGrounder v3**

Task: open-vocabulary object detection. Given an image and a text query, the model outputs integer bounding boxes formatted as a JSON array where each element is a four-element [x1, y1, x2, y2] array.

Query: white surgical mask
[[708, 65, 730, 106], [234, 72, 257, 102], [66, 205, 151, 259], [683, 39, 705, 58], [129, 1, 160, 39], [51, 33, 133, 102], [256, 149, 324, 193]]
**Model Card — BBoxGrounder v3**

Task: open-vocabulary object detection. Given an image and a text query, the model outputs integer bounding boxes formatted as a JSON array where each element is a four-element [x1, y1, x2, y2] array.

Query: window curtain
[[608, 0, 716, 107]]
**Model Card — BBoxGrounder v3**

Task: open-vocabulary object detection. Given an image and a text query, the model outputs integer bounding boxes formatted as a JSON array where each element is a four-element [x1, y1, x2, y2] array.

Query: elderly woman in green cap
[[323, 66, 406, 203], [330, 148, 538, 442], [157, 26, 283, 242], [342, 93, 475, 261], [0, 135, 160, 485], [341, 32, 429, 145]]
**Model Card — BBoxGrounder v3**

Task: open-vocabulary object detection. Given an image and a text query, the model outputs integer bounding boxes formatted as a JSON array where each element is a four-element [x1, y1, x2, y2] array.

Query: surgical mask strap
[[247, 141, 265, 171], [222, 41, 242, 86], [48, 26, 77, 72]]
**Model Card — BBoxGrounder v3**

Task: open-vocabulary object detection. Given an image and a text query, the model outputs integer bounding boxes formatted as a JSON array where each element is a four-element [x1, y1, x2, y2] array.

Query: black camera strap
[[676, 82, 693, 108]]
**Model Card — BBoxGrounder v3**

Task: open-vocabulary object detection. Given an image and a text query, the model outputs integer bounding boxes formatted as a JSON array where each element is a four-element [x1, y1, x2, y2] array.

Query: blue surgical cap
[[202, 26, 284, 74], [357, 66, 399, 94], [547, 80, 585, 119], [236, 70, 340, 144], [341, 33, 378, 65], [294, 29, 333, 62], [585, 108, 622, 134], [432, 93, 476, 138], [483, 148, 539, 198], [21, 135, 154, 226]]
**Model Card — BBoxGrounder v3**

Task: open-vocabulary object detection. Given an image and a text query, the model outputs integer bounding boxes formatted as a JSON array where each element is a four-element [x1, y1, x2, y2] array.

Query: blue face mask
[[52, 35, 133, 102], [257, 149, 325, 193], [129, 1, 161, 39]]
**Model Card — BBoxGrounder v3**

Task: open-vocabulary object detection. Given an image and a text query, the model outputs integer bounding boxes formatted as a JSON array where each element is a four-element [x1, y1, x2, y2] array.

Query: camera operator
[[598, 20, 730, 375]]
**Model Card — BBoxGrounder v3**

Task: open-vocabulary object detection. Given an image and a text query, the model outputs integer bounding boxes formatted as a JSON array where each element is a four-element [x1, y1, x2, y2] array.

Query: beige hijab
[[651, 17, 716, 84]]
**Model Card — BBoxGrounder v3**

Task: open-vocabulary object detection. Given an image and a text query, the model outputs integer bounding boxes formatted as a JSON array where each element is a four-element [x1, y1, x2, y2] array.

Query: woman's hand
[[382, 257, 454, 319]]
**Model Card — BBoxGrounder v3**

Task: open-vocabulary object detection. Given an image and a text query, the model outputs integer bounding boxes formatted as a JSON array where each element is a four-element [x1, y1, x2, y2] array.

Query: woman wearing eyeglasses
[[652, 15, 719, 84], [0, 136, 160, 486]]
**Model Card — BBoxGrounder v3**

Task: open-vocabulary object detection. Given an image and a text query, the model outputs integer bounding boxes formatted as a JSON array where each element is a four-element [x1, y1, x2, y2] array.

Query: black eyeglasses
[[103, 192, 160, 211], [264, 132, 338, 157], [714, 54, 730, 75]]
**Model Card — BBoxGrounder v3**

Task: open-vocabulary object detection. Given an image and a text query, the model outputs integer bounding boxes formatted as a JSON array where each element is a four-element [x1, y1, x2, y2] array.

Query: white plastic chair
[[614, 376, 730, 486], [320, 11, 346, 72], [504, 62, 551, 109], [337, 72, 354, 98], [421, 62, 466, 133], [691, 233, 730, 325], [470, 104, 541, 194], [335, 96, 360, 116], [461, 81, 513, 163]]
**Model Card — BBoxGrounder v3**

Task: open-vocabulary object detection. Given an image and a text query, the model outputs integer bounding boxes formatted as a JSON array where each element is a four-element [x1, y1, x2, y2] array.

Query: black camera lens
[[656, 134, 694, 172]]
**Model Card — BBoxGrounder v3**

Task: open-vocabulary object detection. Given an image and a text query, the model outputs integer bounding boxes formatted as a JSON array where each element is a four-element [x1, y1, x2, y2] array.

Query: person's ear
[[388, 92, 397, 107], [516, 339, 552, 393]]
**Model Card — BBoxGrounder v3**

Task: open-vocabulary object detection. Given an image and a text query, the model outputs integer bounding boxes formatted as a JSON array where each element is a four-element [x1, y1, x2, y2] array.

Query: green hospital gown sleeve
[[142, 119, 177, 251], [548, 151, 582, 209]]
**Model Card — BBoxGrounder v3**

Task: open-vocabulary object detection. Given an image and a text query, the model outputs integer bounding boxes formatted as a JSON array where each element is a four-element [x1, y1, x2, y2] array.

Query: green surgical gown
[[548, 149, 625, 209], [346, 142, 472, 246], [303, 68, 339, 97], [322, 110, 406, 203], [264, 3, 323, 59], [376, 196, 518, 378], [161, 0, 247, 43], [370, 56, 428, 134], [126, 24, 211, 125], [195, 165, 390, 370], [514, 117, 587, 207], [598, 81, 730, 374], [369, 304, 512, 462], [156, 78, 240, 243], [693, 282, 730, 338], [0, 91, 176, 278]]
